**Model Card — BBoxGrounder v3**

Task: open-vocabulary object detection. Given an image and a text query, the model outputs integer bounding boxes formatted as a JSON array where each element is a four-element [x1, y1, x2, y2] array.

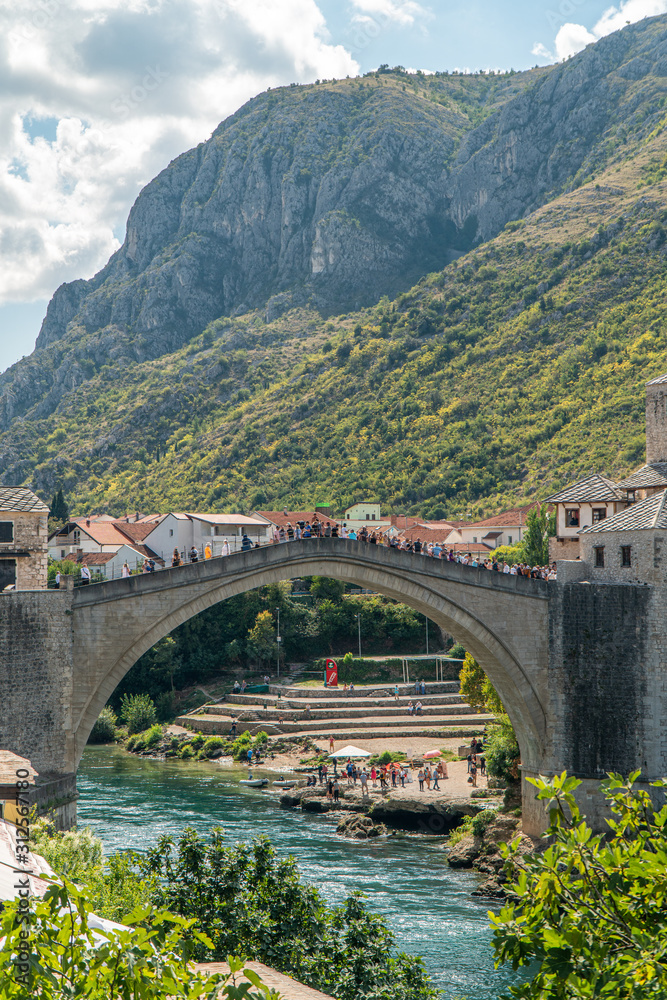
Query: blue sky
[[0, 0, 664, 372]]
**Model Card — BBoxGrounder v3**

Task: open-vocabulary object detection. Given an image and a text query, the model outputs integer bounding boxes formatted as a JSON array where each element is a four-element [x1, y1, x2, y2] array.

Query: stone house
[[546, 474, 627, 563], [0, 487, 49, 590], [579, 488, 667, 585]]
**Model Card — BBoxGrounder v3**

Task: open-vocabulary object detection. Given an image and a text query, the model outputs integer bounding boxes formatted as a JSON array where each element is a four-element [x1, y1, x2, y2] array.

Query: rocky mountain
[[1, 16, 667, 516]]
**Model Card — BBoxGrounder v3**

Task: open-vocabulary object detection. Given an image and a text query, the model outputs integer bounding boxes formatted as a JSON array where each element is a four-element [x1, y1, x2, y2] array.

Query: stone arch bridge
[[0, 539, 660, 834]]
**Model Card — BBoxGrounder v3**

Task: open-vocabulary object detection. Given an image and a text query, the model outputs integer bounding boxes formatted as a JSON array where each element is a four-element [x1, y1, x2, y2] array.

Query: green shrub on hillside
[[88, 706, 118, 744], [120, 693, 157, 735]]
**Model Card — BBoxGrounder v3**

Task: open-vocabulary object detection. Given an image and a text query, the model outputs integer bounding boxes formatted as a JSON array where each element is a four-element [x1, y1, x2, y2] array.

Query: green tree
[[246, 610, 276, 666], [310, 576, 345, 601], [484, 713, 520, 782], [119, 693, 157, 734], [523, 504, 556, 566], [459, 652, 503, 714], [138, 829, 438, 1000], [0, 878, 276, 999], [492, 771, 667, 999]]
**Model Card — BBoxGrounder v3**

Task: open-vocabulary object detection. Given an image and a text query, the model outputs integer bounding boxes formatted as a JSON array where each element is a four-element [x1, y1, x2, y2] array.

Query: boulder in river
[[337, 814, 388, 839]]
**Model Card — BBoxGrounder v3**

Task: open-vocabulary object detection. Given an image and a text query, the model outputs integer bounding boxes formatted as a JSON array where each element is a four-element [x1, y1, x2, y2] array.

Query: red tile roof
[[464, 503, 548, 528], [113, 521, 156, 542]]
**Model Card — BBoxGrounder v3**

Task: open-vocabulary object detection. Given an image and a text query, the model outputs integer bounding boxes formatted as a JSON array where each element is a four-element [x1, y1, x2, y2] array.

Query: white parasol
[[328, 745, 371, 758]]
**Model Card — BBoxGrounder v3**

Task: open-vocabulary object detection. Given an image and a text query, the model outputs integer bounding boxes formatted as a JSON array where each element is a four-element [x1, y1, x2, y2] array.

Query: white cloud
[[0, 0, 359, 309], [532, 0, 667, 63], [349, 0, 427, 28]]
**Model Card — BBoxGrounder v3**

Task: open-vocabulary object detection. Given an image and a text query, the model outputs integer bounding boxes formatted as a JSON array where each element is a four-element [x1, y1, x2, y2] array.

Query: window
[[565, 509, 580, 528], [627, 490, 636, 504], [594, 547, 605, 568], [73, 529, 80, 544], [508, 535, 513, 545], [473, 536, 478, 544], [169, 529, 174, 537], [621, 546, 632, 567], [61, 550, 65, 559], [371, 514, 375, 520], [592, 508, 607, 523], [366, 514, 369, 520], [0, 522, 13, 543], [0, 560, 16, 590]]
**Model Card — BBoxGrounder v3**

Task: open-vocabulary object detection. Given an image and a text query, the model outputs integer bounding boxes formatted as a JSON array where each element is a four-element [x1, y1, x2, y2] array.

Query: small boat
[[240, 772, 268, 788], [272, 778, 297, 789]]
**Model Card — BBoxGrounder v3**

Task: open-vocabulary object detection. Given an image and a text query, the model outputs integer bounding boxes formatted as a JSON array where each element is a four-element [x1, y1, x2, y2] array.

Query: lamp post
[[355, 613, 361, 658], [275, 607, 281, 678]]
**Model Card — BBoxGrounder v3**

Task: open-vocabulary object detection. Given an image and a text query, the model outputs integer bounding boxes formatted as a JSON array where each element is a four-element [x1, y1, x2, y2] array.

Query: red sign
[[325, 658, 338, 687]]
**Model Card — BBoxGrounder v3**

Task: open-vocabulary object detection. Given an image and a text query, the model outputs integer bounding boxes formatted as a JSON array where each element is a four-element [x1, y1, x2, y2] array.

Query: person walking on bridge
[[190, 546, 198, 563], [172, 548, 181, 567]]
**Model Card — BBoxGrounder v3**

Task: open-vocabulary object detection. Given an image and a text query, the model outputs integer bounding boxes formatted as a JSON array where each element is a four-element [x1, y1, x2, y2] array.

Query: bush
[[88, 706, 118, 744], [470, 809, 496, 838], [200, 736, 225, 759], [119, 693, 157, 735], [485, 715, 520, 783], [143, 724, 164, 749], [30, 819, 102, 881], [179, 745, 194, 760]]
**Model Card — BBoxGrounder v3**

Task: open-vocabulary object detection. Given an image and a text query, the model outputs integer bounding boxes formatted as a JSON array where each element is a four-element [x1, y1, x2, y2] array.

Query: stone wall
[[549, 536, 580, 563], [579, 527, 666, 585], [0, 590, 75, 777], [0, 511, 48, 590], [646, 381, 667, 464]]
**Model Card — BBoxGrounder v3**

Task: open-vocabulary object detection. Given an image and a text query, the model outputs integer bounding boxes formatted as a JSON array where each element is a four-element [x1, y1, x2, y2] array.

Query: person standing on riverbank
[[333, 779, 340, 804], [360, 769, 369, 798], [371, 765, 377, 787], [418, 768, 425, 791]]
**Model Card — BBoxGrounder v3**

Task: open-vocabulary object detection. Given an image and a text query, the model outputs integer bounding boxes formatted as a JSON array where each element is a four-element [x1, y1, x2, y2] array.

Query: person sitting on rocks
[[233, 681, 241, 693], [415, 701, 423, 714], [407, 701, 414, 715]]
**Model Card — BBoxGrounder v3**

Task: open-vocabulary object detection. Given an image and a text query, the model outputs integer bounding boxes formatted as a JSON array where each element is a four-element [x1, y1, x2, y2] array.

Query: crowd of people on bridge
[[267, 517, 556, 579]]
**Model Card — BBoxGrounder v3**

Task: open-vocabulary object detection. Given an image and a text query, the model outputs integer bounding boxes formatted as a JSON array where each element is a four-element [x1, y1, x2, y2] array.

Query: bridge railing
[[61, 536, 555, 590]]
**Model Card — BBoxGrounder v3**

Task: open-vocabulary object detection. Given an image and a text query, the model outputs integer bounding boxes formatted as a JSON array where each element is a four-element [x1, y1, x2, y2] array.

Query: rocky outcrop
[[24, 14, 667, 372], [336, 814, 388, 839], [445, 812, 544, 898]]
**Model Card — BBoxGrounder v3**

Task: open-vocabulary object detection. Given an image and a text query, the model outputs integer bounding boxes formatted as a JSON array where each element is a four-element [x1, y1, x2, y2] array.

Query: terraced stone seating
[[177, 681, 493, 739]]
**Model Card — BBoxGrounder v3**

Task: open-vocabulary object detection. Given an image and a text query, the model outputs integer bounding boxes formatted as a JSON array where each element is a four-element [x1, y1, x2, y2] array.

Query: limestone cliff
[[32, 15, 667, 364]]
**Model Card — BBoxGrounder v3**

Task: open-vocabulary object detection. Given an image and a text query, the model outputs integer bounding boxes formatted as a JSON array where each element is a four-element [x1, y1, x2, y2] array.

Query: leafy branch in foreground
[[0, 878, 279, 999], [491, 770, 667, 999]]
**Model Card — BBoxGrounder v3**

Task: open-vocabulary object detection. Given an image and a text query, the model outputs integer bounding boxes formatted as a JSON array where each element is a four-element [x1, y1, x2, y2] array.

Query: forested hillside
[[1, 17, 667, 518]]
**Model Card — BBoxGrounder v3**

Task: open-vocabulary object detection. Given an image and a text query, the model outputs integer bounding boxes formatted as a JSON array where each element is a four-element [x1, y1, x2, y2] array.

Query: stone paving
[[195, 961, 334, 999]]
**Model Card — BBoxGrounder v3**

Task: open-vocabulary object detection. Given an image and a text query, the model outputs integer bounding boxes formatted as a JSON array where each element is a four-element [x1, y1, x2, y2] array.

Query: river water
[[78, 746, 525, 999]]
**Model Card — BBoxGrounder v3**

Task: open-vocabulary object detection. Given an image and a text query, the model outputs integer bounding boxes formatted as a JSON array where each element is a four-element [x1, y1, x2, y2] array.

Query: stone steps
[[200, 701, 476, 721], [224, 692, 464, 709], [177, 712, 493, 737], [265, 681, 459, 700]]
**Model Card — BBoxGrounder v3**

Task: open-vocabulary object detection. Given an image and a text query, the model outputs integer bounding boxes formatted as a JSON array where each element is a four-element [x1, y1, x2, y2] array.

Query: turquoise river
[[78, 746, 526, 999]]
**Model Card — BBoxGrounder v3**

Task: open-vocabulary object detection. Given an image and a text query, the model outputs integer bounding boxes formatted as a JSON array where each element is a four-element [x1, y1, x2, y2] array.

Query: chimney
[[135, 512, 140, 522], [646, 374, 667, 465]]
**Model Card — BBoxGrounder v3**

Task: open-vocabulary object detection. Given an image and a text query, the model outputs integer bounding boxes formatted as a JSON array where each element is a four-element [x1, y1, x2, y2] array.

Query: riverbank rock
[[446, 813, 545, 898], [337, 814, 388, 839], [446, 835, 482, 868]]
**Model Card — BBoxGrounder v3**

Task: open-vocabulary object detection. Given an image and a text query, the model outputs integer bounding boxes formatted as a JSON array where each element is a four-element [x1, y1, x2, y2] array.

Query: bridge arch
[[71, 540, 550, 775]]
